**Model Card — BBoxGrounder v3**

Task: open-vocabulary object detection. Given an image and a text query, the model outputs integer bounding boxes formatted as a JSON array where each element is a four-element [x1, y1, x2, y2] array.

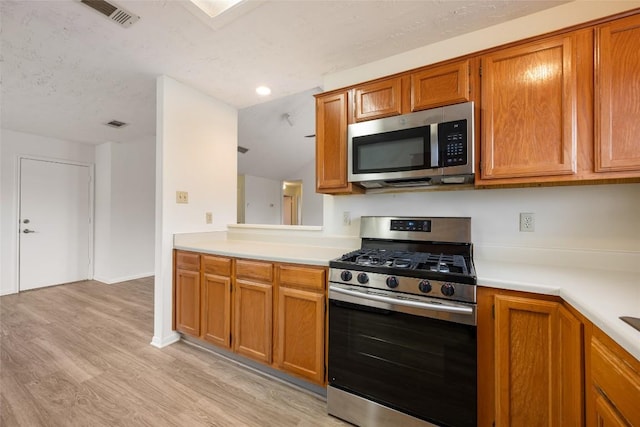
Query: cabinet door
[[201, 273, 231, 349], [595, 14, 640, 173], [315, 92, 362, 194], [494, 295, 582, 426], [353, 77, 404, 121], [277, 287, 325, 384], [411, 60, 470, 111], [590, 331, 640, 426], [233, 279, 272, 363], [594, 393, 628, 427], [175, 268, 200, 337], [481, 35, 578, 180]]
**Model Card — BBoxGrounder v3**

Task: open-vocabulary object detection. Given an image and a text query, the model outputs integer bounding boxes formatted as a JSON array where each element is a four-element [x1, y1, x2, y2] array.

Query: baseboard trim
[[93, 272, 154, 285], [150, 332, 180, 348]]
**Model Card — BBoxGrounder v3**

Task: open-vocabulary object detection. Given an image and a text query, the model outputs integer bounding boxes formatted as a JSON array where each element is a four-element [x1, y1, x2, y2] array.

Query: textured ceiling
[[1, 0, 568, 178]]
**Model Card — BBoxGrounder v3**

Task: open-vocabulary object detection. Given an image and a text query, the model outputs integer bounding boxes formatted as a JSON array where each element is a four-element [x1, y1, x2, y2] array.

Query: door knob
[[23, 229, 35, 234], [23, 219, 30, 224]]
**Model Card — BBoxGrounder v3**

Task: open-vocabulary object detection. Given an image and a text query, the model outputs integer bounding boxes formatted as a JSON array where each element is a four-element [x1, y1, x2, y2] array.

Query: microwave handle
[[430, 124, 439, 168]]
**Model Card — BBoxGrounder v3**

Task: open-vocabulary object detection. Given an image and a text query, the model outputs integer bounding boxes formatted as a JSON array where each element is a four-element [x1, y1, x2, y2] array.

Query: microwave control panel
[[439, 119, 467, 166]]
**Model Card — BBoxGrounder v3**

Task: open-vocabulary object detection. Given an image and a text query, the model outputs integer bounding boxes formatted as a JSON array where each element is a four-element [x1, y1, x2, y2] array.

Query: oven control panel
[[390, 219, 431, 232]]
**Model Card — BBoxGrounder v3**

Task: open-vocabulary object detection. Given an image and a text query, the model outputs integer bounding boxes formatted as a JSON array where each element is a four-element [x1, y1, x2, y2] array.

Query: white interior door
[[19, 158, 91, 291]]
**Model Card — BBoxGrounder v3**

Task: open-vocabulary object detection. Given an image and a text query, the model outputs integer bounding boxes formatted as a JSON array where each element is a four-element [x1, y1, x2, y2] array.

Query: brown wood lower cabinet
[[233, 279, 273, 363], [276, 268, 325, 384], [478, 287, 583, 427], [174, 251, 327, 387], [589, 327, 640, 426]]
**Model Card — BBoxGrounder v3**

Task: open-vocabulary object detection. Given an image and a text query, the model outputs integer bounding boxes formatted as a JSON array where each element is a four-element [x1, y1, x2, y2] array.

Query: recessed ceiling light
[[256, 86, 271, 96], [189, 0, 243, 18]]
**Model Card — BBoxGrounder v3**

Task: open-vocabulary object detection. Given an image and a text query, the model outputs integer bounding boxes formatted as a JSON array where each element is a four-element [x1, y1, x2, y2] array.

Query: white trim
[[16, 155, 96, 291], [93, 273, 154, 285], [150, 332, 180, 348]]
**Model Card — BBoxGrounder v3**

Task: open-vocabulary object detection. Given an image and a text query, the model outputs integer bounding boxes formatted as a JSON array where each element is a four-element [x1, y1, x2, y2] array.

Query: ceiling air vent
[[105, 120, 128, 128], [79, 0, 140, 28]]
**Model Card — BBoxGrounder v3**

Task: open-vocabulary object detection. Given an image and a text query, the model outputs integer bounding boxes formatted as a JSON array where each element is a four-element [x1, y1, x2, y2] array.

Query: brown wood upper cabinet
[[315, 91, 363, 195], [411, 59, 471, 111], [594, 14, 640, 174], [480, 34, 581, 182], [275, 264, 326, 385], [353, 76, 408, 122]]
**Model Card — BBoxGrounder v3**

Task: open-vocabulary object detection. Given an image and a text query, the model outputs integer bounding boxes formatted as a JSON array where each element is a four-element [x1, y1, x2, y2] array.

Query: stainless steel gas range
[[327, 216, 477, 427]]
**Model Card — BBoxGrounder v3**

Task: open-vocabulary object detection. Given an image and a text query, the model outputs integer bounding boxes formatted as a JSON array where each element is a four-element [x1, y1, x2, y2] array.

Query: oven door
[[328, 284, 477, 427]]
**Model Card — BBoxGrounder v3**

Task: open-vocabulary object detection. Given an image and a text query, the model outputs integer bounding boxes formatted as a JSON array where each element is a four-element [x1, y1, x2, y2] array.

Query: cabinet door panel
[[201, 273, 231, 349], [175, 268, 200, 337], [595, 14, 640, 172], [277, 287, 324, 384], [354, 78, 402, 121], [594, 393, 628, 427], [411, 60, 470, 111], [233, 279, 272, 363], [278, 264, 325, 292], [316, 92, 349, 192], [482, 35, 578, 179], [494, 295, 582, 426], [236, 259, 273, 282], [591, 333, 640, 426]]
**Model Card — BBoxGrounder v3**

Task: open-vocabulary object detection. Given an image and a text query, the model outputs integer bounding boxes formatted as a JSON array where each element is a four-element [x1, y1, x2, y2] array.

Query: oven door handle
[[329, 285, 474, 315]]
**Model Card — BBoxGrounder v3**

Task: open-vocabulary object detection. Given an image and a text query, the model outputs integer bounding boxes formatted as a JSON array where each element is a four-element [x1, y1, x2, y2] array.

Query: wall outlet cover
[[519, 212, 535, 232], [176, 191, 188, 204]]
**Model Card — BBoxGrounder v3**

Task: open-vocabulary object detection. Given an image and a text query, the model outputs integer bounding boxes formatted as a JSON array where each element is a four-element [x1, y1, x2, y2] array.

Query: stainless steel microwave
[[348, 101, 475, 189]]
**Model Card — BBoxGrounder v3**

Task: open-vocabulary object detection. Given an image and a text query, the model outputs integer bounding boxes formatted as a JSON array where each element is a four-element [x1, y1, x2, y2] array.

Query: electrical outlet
[[519, 212, 535, 232], [176, 191, 189, 204], [206, 212, 213, 224], [343, 211, 351, 226]]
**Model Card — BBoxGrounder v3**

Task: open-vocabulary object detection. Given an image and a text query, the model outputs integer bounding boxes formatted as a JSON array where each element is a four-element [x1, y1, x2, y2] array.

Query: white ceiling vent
[[105, 120, 128, 128], [79, 0, 140, 28]]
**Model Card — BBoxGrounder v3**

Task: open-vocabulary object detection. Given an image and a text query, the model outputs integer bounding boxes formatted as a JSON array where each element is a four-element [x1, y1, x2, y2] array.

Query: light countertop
[[174, 232, 640, 361], [475, 258, 640, 361]]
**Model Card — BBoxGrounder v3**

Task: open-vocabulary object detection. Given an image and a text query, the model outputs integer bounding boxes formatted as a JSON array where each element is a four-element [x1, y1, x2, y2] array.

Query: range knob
[[357, 272, 369, 284], [441, 283, 455, 297], [386, 276, 399, 289], [340, 270, 353, 282], [418, 280, 432, 293]]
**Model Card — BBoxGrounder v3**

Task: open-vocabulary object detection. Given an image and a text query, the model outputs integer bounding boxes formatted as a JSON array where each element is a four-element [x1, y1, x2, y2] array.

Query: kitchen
[[2, 1, 640, 426]]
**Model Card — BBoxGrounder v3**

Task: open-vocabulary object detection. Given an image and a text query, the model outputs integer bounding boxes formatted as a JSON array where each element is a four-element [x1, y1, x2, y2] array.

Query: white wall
[[322, 184, 640, 252], [0, 129, 95, 295], [291, 159, 323, 226], [94, 137, 155, 283], [243, 174, 282, 225], [153, 75, 237, 348]]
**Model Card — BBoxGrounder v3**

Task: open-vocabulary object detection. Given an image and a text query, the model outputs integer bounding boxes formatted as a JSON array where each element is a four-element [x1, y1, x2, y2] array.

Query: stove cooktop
[[337, 248, 470, 275]]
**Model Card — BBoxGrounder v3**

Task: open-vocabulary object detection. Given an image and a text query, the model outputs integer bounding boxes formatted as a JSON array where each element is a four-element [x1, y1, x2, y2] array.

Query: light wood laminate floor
[[0, 278, 348, 426]]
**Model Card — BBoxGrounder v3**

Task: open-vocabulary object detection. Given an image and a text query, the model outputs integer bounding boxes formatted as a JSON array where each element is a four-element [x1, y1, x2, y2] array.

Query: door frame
[[16, 155, 95, 291]]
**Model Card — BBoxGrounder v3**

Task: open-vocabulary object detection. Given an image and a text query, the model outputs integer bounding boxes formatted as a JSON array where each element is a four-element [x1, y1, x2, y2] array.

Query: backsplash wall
[[323, 183, 640, 253]]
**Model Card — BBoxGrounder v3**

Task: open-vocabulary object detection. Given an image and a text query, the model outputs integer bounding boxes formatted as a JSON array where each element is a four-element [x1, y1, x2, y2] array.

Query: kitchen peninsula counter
[[173, 228, 359, 266]]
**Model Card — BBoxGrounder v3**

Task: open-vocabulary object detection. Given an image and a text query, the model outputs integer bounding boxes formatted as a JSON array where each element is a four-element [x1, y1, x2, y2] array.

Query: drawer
[[591, 331, 640, 425], [202, 255, 232, 277], [278, 264, 326, 292], [236, 259, 273, 283], [175, 251, 200, 271]]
